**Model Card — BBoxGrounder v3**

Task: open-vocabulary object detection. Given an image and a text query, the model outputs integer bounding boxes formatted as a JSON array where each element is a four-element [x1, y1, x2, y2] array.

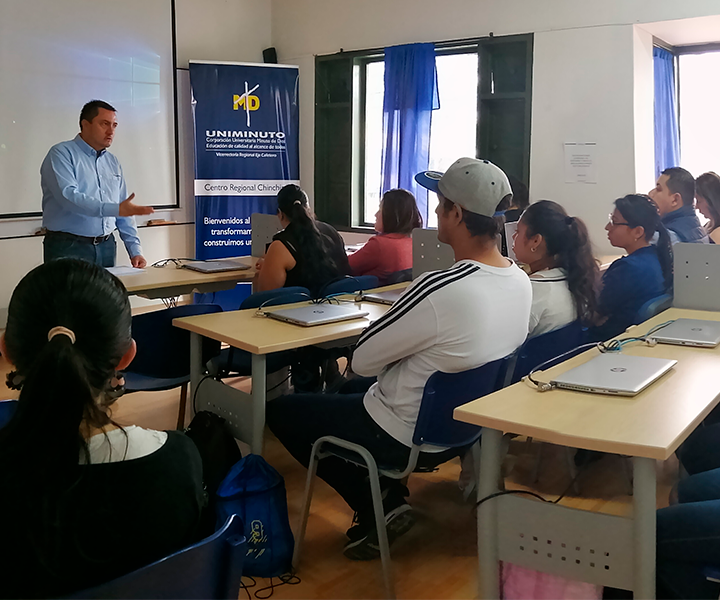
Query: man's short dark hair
[[662, 167, 696, 207], [442, 197, 501, 239], [79, 100, 116, 128]]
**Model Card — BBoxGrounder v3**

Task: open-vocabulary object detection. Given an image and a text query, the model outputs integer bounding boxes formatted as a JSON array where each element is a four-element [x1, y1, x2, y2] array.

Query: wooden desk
[[117, 256, 257, 299], [173, 283, 407, 453], [454, 308, 720, 599]]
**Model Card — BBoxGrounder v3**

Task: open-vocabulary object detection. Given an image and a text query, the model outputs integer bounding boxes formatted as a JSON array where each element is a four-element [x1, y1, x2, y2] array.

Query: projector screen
[[0, 0, 177, 218]]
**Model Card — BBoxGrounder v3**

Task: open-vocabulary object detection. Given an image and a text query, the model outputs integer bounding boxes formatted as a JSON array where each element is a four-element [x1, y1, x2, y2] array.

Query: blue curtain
[[653, 47, 680, 179], [380, 43, 439, 226]]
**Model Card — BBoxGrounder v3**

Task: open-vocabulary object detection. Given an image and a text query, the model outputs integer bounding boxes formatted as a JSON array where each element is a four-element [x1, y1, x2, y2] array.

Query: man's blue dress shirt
[[40, 135, 142, 258]]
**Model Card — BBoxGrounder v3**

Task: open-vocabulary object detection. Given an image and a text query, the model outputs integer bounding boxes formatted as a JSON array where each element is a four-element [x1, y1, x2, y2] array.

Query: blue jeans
[[43, 233, 116, 267], [655, 469, 720, 599], [265, 377, 457, 517], [677, 418, 720, 476]]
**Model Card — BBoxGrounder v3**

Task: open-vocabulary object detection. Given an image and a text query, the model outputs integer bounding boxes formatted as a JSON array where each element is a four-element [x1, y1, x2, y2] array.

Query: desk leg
[[633, 456, 656, 599], [250, 353, 267, 455], [478, 427, 502, 599], [189, 332, 202, 417]]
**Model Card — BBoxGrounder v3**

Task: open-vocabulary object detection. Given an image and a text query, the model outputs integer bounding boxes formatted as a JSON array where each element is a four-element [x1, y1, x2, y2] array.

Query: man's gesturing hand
[[119, 193, 154, 217]]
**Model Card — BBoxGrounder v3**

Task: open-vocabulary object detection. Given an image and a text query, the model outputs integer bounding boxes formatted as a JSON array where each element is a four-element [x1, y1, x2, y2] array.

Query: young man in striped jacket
[[267, 158, 532, 560]]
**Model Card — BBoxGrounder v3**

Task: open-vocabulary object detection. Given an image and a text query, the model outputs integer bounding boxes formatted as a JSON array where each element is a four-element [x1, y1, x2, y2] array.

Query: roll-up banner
[[189, 61, 299, 307]]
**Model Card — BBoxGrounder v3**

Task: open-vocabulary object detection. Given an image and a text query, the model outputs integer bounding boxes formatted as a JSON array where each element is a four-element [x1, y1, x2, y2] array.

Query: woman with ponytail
[[512, 200, 599, 337], [590, 194, 673, 341], [0, 259, 204, 598], [255, 184, 350, 296]]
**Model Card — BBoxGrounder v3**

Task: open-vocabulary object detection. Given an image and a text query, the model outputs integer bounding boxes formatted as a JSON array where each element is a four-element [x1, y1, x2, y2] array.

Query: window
[[678, 50, 720, 177], [315, 34, 532, 231], [361, 52, 479, 227]]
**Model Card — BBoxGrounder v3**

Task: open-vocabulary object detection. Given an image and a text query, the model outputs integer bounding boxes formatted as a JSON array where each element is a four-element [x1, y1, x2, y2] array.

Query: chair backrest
[[412, 228, 454, 279], [70, 515, 246, 600], [635, 293, 673, 324], [240, 286, 311, 310], [130, 304, 223, 379], [413, 354, 514, 448], [250, 212, 281, 258], [0, 399, 18, 430], [509, 321, 585, 385], [319, 275, 379, 297]]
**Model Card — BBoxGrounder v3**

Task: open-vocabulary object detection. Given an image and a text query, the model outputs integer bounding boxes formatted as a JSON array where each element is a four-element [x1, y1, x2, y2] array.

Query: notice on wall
[[564, 142, 597, 184]]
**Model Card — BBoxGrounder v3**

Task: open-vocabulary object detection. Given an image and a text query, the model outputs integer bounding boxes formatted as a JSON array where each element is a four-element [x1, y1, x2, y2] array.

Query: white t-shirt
[[353, 259, 532, 449], [528, 267, 577, 338], [80, 425, 168, 464]]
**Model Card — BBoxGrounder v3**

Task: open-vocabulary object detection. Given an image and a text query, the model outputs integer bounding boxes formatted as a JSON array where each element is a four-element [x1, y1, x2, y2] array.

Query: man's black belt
[[46, 230, 114, 245]]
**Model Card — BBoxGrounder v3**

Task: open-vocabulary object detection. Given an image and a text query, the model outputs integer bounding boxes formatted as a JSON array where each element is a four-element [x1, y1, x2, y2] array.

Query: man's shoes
[[343, 504, 415, 561]]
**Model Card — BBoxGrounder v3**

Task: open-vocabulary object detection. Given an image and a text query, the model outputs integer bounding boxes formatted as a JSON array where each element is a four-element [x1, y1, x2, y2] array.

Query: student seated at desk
[[267, 158, 531, 560], [348, 189, 421, 284], [255, 184, 350, 296], [696, 171, 720, 244], [0, 259, 205, 599], [511, 200, 598, 337], [589, 194, 673, 341], [649, 167, 708, 245]]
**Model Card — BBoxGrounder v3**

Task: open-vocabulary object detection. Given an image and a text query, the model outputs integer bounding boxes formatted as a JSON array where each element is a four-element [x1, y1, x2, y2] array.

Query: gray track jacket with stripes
[[352, 259, 532, 449]]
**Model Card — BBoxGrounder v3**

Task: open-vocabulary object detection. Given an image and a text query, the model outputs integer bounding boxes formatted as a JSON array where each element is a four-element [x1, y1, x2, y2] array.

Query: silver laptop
[[359, 289, 405, 305], [550, 353, 677, 396], [182, 259, 251, 273], [648, 318, 720, 348], [265, 304, 370, 327]]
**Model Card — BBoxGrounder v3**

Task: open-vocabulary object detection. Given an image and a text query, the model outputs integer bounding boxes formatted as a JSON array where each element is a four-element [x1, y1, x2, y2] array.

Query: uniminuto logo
[[233, 82, 260, 127]]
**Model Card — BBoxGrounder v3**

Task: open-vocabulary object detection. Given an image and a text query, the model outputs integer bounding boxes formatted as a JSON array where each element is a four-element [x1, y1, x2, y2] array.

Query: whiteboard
[[0, 0, 177, 217]]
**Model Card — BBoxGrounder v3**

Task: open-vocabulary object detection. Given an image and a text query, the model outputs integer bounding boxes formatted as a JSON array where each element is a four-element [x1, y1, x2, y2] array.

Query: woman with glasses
[[589, 194, 673, 341]]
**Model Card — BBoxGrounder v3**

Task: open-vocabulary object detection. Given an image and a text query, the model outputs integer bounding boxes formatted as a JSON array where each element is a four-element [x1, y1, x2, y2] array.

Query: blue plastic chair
[[318, 275, 380, 297], [506, 322, 587, 488], [70, 514, 246, 599], [636, 293, 673, 323], [292, 354, 514, 599], [508, 321, 586, 385], [209, 287, 311, 378], [123, 304, 223, 429], [0, 399, 18, 429]]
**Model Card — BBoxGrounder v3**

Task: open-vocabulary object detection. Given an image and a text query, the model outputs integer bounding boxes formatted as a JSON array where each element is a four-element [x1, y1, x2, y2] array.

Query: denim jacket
[[662, 205, 709, 244]]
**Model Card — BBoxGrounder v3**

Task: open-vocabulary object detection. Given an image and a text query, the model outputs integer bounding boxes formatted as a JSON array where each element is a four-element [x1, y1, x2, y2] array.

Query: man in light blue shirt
[[41, 100, 154, 267]]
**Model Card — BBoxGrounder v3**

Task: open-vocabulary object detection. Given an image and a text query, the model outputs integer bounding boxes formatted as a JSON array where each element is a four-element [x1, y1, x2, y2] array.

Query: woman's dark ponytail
[[0, 259, 132, 568], [615, 194, 673, 292], [521, 200, 599, 323], [276, 184, 338, 285]]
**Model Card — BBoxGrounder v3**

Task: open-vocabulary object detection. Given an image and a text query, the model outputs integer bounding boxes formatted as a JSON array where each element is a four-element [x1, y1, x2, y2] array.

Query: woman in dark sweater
[[255, 184, 349, 296], [589, 194, 673, 341], [0, 259, 205, 598]]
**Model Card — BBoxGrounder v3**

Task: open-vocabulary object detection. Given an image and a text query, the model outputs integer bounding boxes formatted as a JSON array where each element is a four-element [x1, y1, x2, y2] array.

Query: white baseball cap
[[415, 157, 512, 217]]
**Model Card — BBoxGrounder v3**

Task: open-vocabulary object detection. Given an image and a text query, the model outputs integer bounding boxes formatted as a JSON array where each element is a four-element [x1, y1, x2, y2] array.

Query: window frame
[[314, 33, 533, 232], [656, 39, 720, 178]]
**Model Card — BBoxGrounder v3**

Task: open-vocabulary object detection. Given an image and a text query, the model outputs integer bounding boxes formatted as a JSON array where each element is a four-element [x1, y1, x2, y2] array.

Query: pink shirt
[[348, 233, 412, 282]]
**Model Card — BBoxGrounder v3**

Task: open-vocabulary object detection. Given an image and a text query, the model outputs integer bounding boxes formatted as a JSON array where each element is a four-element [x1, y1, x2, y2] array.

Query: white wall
[[530, 25, 637, 255], [271, 0, 720, 253], [0, 0, 272, 311]]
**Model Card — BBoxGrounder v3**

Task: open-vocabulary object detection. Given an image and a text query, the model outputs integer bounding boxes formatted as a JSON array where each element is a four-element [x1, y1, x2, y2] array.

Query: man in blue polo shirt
[[649, 166, 708, 245], [40, 100, 154, 267]]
